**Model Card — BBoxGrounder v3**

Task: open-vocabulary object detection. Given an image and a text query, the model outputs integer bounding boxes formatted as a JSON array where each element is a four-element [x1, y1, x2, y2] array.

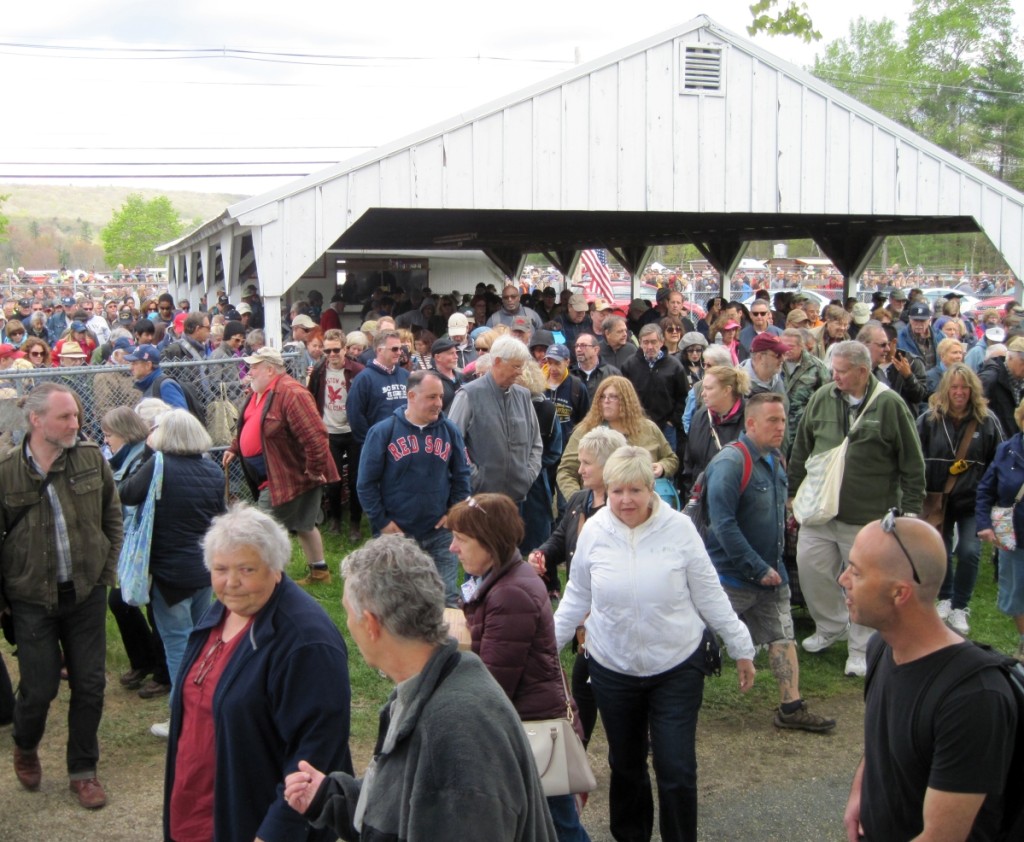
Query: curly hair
[[20, 336, 51, 366], [928, 362, 989, 425], [576, 375, 649, 439]]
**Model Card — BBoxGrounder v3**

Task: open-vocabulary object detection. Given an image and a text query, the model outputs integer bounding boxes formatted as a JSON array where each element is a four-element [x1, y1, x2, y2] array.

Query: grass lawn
[[102, 530, 1022, 748]]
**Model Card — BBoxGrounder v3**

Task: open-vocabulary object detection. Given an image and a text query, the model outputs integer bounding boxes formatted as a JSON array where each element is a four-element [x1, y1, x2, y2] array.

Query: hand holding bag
[[117, 452, 163, 607], [991, 482, 1024, 552], [793, 384, 887, 526], [522, 667, 597, 797]]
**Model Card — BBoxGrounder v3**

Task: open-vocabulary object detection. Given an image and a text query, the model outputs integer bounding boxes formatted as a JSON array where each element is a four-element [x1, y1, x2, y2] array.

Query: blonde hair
[[928, 363, 988, 425], [577, 376, 649, 439], [704, 365, 751, 399], [603, 445, 655, 491], [516, 359, 547, 395]]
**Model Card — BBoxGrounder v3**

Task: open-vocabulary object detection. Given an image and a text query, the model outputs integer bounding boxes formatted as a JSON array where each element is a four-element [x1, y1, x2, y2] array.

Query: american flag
[[580, 249, 614, 302]]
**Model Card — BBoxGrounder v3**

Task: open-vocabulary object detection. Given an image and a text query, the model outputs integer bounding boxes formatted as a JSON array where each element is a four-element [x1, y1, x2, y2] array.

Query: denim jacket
[[703, 431, 788, 589]]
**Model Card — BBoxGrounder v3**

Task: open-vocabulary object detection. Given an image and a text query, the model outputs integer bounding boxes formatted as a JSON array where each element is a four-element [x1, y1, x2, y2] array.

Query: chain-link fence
[[0, 351, 306, 502]]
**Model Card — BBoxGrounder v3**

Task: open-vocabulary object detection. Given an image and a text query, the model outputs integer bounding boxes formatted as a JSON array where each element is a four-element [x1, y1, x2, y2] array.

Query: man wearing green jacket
[[788, 341, 925, 678]]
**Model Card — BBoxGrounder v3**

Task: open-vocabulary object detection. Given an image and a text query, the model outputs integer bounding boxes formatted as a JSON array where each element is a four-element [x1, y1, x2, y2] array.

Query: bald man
[[840, 515, 1016, 842]]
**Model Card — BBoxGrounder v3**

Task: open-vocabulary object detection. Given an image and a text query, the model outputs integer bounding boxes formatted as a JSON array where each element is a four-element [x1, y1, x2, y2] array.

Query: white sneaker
[[936, 599, 952, 620], [802, 626, 849, 653], [845, 653, 867, 677], [150, 721, 170, 739], [947, 608, 970, 635]]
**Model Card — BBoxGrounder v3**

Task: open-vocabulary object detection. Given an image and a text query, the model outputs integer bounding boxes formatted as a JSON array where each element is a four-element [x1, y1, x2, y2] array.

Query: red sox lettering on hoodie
[[387, 434, 452, 462]]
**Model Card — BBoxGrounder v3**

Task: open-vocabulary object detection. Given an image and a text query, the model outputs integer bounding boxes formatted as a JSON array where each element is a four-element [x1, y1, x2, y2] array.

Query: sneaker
[[69, 777, 106, 809], [773, 702, 837, 733], [845, 653, 867, 677], [150, 721, 170, 739], [935, 599, 952, 621], [802, 626, 849, 653], [295, 567, 332, 586], [947, 607, 970, 635]]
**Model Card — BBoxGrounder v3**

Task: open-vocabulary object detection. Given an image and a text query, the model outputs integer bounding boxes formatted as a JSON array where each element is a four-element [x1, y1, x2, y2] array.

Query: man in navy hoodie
[[345, 330, 409, 445], [357, 370, 471, 605]]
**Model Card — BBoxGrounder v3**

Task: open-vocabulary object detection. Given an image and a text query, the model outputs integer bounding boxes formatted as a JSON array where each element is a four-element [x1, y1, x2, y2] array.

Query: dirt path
[[1, 653, 866, 842]]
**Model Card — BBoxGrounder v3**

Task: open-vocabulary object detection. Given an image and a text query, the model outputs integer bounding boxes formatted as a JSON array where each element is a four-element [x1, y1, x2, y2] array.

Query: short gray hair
[[638, 324, 663, 341], [602, 445, 655, 491], [203, 504, 291, 573], [342, 535, 449, 646], [101, 405, 151, 445], [490, 334, 531, 365], [147, 408, 213, 455], [21, 382, 74, 425], [702, 345, 732, 367], [578, 427, 629, 466], [830, 340, 871, 370]]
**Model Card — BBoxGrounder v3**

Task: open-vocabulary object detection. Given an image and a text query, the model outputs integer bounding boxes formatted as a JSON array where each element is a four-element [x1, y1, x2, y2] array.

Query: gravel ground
[[0, 655, 865, 841]]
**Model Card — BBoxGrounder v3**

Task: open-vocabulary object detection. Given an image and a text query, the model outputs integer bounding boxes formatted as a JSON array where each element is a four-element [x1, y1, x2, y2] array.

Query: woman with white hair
[[118, 409, 226, 736], [554, 446, 755, 842], [165, 504, 352, 842]]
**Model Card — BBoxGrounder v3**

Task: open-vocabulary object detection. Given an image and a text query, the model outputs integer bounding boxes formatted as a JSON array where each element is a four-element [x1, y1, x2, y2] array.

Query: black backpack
[[682, 440, 752, 543], [867, 641, 1024, 841]]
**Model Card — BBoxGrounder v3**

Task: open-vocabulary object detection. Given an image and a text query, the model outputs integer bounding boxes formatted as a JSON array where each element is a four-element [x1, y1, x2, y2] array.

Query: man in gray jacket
[[448, 335, 542, 502]]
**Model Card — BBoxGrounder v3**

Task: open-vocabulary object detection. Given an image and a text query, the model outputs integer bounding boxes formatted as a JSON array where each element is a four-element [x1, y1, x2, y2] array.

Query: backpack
[[152, 373, 204, 422], [866, 641, 1024, 841], [682, 441, 752, 543]]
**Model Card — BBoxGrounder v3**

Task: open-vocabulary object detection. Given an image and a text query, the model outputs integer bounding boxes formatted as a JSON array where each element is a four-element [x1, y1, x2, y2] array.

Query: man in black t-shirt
[[840, 516, 1016, 842]]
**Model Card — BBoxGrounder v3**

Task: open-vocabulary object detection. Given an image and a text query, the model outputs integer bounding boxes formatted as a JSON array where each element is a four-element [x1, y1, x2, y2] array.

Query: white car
[[741, 288, 835, 313], [917, 287, 980, 314]]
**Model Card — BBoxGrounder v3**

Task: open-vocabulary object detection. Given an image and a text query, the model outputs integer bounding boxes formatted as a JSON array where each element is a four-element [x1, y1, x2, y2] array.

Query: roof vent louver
[[681, 44, 723, 94]]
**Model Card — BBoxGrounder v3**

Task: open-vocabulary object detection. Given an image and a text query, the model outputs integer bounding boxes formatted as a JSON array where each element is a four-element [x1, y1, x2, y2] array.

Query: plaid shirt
[[24, 442, 73, 584], [231, 374, 339, 507]]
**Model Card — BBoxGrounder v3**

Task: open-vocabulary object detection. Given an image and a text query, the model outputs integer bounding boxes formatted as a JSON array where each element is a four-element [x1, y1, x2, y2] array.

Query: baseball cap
[[907, 302, 931, 320], [786, 309, 810, 326], [1008, 336, 1024, 354], [112, 337, 133, 352], [447, 313, 469, 337], [851, 302, 872, 325], [943, 292, 964, 300], [70, 320, 88, 332], [568, 293, 588, 313], [591, 297, 613, 312], [291, 314, 316, 330], [236, 302, 252, 315], [544, 343, 571, 362], [529, 329, 555, 349], [244, 347, 285, 367], [0, 343, 24, 360], [431, 337, 457, 354], [889, 289, 908, 301], [17, 298, 30, 308], [511, 315, 531, 333], [750, 334, 788, 356], [790, 292, 809, 303], [721, 319, 741, 330], [124, 344, 160, 364], [61, 296, 75, 307], [330, 291, 345, 303]]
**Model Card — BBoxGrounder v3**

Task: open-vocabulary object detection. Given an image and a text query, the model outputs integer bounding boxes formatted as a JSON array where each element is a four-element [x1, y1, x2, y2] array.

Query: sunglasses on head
[[881, 508, 921, 584]]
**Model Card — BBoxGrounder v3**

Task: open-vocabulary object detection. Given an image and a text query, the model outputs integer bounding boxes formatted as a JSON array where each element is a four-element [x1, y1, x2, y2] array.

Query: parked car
[[741, 288, 834, 314], [572, 280, 706, 320], [918, 287, 980, 314]]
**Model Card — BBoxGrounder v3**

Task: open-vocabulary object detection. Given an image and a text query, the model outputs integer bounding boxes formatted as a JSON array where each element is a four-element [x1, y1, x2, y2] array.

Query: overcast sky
[[1, 0, 1015, 198]]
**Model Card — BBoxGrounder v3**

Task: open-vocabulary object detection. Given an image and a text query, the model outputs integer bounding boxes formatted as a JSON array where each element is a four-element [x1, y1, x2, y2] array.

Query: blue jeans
[[588, 656, 705, 842], [417, 527, 460, 608], [939, 513, 980, 610], [547, 793, 591, 842], [11, 584, 107, 775], [151, 583, 213, 695], [662, 423, 678, 451]]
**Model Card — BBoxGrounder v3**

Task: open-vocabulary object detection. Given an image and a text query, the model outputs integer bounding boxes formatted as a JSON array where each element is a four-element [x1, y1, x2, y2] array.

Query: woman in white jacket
[[553, 446, 756, 842]]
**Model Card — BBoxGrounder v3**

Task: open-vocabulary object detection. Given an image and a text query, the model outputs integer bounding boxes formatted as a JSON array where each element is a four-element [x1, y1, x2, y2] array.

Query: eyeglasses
[[752, 311, 769, 317], [575, 342, 595, 349], [467, 496, 487, 515], [384, 345, 402, 353], [881, 509, 921, 584], [665, 326, 682, 333], [601, 394, 621, 402], [501, 294, 519, 300], [475, 345, 488, 351], [7, 331, 24, 337], [324, 347, 343, 354], [193, 637, 226, 686], [28, 351, 44, 358]]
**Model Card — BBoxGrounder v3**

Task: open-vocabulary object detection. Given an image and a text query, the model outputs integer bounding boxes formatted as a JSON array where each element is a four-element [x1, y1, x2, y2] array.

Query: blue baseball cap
[[124, 344, 160, 364], [112, 337, 133, 352]]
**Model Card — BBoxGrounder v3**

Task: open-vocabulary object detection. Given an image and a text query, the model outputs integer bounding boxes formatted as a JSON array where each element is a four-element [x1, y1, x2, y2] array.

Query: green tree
[[748, 1, 821, 43], [975, 29, 1024, 189], [100, 194, 185, 269], [0, 194, 8, 242], [29, 220, 40, 240], [811, 18, 915, 124]]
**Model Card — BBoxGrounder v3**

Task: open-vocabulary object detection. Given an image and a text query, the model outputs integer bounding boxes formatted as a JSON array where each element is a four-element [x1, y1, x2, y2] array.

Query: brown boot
[[14, 746, 41, 791], [69, 777, 107, 809], [295, 566, 332, 586]]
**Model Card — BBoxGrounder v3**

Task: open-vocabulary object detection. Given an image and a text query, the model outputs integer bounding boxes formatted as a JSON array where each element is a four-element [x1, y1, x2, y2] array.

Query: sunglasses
[[881, 509, 921, 584], [324, 348, 344, 354]]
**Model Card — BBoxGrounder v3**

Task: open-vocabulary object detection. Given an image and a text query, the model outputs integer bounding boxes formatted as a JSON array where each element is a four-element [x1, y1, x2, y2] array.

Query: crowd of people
[[0, 274, 1022, 842]]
